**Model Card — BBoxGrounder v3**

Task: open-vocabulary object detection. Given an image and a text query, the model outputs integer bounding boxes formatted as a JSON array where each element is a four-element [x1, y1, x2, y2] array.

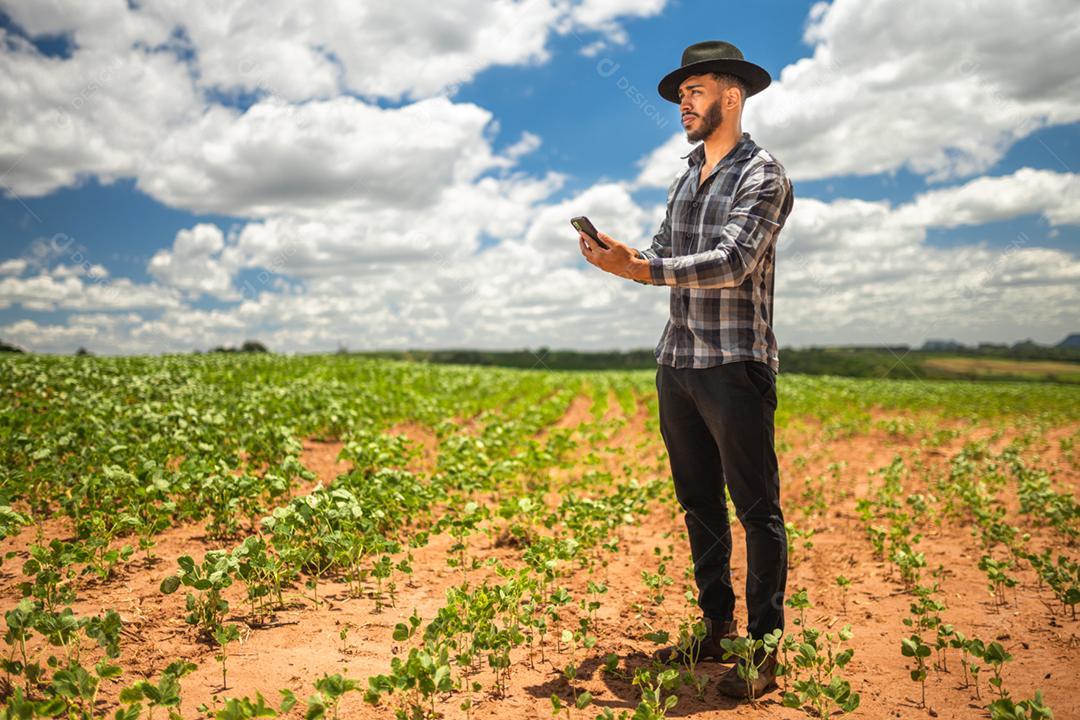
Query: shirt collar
[[682, 131, 755, 169]]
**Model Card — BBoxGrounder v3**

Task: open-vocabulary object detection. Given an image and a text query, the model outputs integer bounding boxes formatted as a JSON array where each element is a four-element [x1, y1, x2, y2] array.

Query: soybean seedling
[[835, 575, 852, 614], [780, 623, 860, 719], [900, 634, 932, 707], [339, 623, 353, 654], [213, 623, 242, 690], [787, 587, 811, 628], [550, 628, 594, 719], [966, 638, 986, 701], [630, 667, 679, 720], [982, 641, 1013, 702], [718, 630, 782, 705], [310, 672, 360, 720], [674, 617, 709, 698]]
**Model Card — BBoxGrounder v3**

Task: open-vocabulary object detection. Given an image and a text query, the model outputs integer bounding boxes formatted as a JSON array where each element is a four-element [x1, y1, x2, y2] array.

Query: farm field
[[920, 357, 1080, 384], [1, 354, 1078, 720]]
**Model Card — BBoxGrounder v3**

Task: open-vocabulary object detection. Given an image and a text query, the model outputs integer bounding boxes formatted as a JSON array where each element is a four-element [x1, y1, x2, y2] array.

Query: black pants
[[656, 360, 787, 639]]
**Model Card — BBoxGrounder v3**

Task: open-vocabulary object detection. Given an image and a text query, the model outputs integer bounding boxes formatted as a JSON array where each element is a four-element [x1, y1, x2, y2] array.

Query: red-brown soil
[[1, 391, 1077, 720]]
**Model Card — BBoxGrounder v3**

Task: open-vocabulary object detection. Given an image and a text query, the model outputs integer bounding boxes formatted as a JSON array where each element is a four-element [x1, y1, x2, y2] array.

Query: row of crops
[[1, 354, 1078, 719], [855, 444, 1074, 719]]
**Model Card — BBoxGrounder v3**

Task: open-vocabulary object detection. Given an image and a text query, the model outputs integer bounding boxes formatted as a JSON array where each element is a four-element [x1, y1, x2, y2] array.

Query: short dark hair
[[710, 72, 748, 103]]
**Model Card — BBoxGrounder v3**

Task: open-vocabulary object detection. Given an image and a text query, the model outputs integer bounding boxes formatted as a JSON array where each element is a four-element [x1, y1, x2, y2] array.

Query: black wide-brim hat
[[658, 40, 771, 104]]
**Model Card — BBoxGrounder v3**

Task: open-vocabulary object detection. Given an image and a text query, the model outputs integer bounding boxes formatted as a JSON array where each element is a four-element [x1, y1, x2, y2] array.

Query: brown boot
[[716, 647, 779, 699], [650, 618, 738, 664]]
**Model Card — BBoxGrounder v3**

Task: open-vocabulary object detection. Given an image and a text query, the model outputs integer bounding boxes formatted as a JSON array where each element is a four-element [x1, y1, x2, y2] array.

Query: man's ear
[[725, 85, 742, 110]]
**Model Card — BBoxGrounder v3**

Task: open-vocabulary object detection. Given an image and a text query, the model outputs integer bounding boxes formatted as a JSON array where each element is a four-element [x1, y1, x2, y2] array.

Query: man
[[577, 40, 792, 700]]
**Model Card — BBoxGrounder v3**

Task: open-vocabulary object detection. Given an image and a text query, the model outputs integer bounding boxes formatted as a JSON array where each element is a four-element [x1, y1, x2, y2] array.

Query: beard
[[685, 97, 723, 142]]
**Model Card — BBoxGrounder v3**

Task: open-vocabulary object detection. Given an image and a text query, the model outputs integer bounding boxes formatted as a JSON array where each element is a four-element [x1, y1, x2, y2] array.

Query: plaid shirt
[[635, 132, 793, 373]]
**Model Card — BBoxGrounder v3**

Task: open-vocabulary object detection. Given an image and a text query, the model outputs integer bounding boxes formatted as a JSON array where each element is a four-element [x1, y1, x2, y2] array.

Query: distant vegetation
[[2, 334, 1077, 382], [358, 347, 657, 371], [208, 340, 270, 353], [779, 346, 1080, 383], [354, 335, 1080, 383]]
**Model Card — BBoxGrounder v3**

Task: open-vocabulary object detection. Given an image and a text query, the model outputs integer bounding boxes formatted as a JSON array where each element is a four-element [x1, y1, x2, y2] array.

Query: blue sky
[[1, 0, 1078, 354]]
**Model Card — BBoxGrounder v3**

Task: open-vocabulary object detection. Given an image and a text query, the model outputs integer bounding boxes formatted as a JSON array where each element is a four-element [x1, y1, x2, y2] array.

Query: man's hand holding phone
[[573, 216, 652, 283]]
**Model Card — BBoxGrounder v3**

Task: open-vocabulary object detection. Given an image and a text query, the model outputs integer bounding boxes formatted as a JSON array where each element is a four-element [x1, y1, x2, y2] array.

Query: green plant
[[18, 540, 86, 612], [629, 667, 679, 720], [4, 599, 46, 692], [982, 641, 1013, 702], [37, 658, 123, 719], [593, 709, 630, 720], [125, 461, 176, 560], [231, 534, 292, 623], [785, 521, 817, 568], [437, 501, 489, 580], [835, 575, 851, 614], [212, 689, 298, 719], [934, 622, 955, 671], [1025, 550, 1079, 618], [891, 540, 926, 588], [1, 598, 124, 710], [118, 660, 198, 720], [160, 551, 237, 637], [339, 623, 353, 654], [550, 628, 594, 719], [902, 584, 946, 635], [0, 506, 30, 568], [988, 689, 1054, 720], [786, 587, 811, 628], [718, 630, 782, 705], [900, 634, 932, 707], [83, 510, 138, 580], [365, 640, 454, 720], [979, 555, 1018, 608], [639, 546, 673, 606], [671, 618, 709, 697], [965, 637, 987, 701], [307, 673, 360, 720], [948, 628, 974, 687], [213, 623, 242, 690], [780, 624, 859, 718], [583, 580, 607, 631]]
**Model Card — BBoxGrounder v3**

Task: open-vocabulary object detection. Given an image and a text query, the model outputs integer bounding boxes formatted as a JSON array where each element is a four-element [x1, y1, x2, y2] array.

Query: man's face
[[678, 74, 723, 143]]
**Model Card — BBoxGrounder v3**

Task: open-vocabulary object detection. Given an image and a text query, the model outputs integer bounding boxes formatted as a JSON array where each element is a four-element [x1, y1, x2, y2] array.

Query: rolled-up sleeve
[[648, 162, 790, 288]]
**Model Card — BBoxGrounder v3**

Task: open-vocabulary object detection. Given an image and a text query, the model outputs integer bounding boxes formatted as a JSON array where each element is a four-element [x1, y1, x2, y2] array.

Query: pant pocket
[[742, 361, 777, 408]]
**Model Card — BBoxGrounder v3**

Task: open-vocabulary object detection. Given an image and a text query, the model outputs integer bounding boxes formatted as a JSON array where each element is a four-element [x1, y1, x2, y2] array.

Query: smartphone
[[571, 216, 609, 249]]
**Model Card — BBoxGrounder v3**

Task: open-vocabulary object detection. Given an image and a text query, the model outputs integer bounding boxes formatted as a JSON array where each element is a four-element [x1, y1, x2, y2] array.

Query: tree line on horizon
[[2, 336, 1079, 383]]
